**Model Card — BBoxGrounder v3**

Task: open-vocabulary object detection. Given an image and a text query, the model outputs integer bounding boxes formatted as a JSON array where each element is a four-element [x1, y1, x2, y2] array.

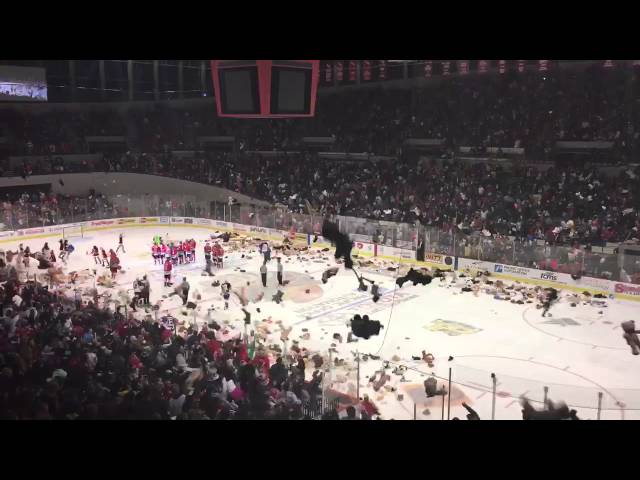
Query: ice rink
[[7, 225, 640, 420]]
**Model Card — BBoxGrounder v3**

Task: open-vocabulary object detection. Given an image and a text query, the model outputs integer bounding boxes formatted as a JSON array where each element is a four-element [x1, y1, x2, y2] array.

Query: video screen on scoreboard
[[270, 66, 311, 115], [0, 65, 48, 102], [218, 67, 259, 115]]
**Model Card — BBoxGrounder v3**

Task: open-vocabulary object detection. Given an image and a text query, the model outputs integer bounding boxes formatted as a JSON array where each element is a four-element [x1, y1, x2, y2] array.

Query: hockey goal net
[[62, 225, 84, 239]]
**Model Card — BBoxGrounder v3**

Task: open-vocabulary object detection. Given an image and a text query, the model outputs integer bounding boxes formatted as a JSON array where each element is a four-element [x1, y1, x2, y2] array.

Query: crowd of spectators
[[6, 147, 639, 251], [0, 190, 121, 230], [0, 64, 638, 158], [0, 278, 344, 420], [116, 67, 639, 158], [105, 151, 640, 246]]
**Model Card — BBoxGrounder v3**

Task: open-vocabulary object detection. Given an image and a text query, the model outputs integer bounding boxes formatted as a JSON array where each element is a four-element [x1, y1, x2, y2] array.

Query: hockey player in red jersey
[[189, 239, 196, 261], [164, 257, 173, 286], [177, 242, 184, 264], [109, 250, 120, 279]]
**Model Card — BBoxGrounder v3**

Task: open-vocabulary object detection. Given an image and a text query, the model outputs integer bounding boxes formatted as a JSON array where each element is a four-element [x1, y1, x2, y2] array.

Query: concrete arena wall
[[1, 216, 638, 302], [0, 172, 269, 206]]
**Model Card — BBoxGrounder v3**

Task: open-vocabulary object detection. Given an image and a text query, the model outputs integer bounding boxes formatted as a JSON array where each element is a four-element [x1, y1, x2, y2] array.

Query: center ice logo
[[424, 319, 482, 336], [494, 264, 504, 273]]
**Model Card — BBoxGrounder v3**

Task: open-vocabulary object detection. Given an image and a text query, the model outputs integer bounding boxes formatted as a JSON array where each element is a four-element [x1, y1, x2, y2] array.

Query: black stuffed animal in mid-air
[[521, 397, 577, 420], [321, 220, 353, 269]]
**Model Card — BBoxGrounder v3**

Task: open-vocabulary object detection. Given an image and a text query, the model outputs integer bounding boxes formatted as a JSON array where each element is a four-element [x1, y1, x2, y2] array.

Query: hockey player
[[91, 245, 101, 264], [91, 245, 101, 265], [213, 243, 224, 268], [61, 243, 74, 264], [170, 243, 178, 266], [152, 243, 161, 264], [160, 242, 167, 263], [189, 239, 196, 261], [164, 257, 173, 287], [116, 233, 125, 253], [101, 247, 109, 267], [177, 241, 185, 265], [184, 240, 192, 263], [109, 250, 120, 279]]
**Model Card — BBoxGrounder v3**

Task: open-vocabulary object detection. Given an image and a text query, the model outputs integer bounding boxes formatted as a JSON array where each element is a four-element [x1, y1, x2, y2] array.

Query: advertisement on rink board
[[215, 221, 228, 228], [574, 276, 615, 291], [457, 259, 495, 273], [91, 220, 114, 226], [139, 217, 159, 223], [396, 240, 414, 249], [424, 252, 454, 266], [457, 257, 615, 294], [117, 218, 137, 225], [249, 226, 268, 234], [170, 218, 184, 224], [351, 233, 371, 243], [377, 245, 413, 260], [159, 217, 169, 224], [614, 283, 640, 296], [353, 241, 375, 255], [196, 219, 211, 225], [0, 231, 14, 238], [540, 271, 559, 282], [184, 218, 193, 224], [494, 263, 530, 277]]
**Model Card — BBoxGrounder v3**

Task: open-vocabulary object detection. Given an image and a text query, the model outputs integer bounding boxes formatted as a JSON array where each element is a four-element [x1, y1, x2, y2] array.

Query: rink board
[[0, 216, 637, 302]]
